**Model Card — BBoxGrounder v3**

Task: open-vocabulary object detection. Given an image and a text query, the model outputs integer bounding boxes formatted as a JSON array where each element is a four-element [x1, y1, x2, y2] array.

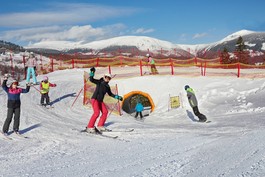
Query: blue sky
[[0, 0, 265, 46]]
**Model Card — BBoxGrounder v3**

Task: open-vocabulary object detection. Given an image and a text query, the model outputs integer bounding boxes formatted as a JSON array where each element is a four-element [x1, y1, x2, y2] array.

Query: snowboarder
[[184, 85, 207, 122], [25, 52, 38, 85], [1, 75, 30, 135], [86, 67, 123, 133], [135, 101, 144, 119], [40, 76, 56, 106], [146, 54, 158, 74]]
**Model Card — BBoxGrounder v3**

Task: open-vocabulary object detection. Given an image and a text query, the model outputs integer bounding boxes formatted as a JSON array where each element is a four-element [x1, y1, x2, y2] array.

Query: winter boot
[[198, 114, 207, 122], [96, 126, 112, 132], [14, 130, 20, 135], [85, 127, 97, 134]]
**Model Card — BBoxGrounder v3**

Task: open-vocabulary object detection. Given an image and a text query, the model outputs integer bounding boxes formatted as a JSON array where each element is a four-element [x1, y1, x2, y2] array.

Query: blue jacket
[[135, 103, 144, 112], [2, 80, 30, 108]]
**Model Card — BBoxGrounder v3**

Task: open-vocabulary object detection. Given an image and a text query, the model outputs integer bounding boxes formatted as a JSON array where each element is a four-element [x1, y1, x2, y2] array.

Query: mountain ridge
[[1, 30, 264, 58]]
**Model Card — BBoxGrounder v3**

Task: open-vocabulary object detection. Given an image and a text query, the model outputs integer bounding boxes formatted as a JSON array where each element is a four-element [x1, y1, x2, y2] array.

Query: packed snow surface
[[0, 67, 265, 177]]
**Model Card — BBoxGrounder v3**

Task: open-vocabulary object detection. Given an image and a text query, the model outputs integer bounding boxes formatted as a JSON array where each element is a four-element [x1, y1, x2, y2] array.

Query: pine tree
[[235, 36, 246, 52], [234, 36, 249, 64]]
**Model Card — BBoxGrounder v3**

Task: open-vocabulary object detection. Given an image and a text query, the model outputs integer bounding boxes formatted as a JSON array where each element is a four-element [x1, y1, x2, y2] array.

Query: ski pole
[[71, 88, 83, 107], [107, 100, 119, 118], [31, 84, 42, 94]]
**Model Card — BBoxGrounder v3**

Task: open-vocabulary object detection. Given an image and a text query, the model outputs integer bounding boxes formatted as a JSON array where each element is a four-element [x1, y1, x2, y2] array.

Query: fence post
[[72, 59, 74, 69], [10, 54, 14, 78], [50, 56, 54, 72], [200, 63, 203, 76], [23, 55, 26, 79], [96, 57, 99, 67], [140, 60, 143, 76], [109, 65, 111, 74], [170, 58, 174, 75], [237, 63, 240, 78], [194, 57, 197, 65], [204, 62, 207, 76]]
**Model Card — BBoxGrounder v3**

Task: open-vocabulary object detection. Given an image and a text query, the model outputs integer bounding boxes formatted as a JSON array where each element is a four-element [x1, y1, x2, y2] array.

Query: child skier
[[135, 101, 144, 119], [1, 75, 30, 135], [86, 67, 123, 133], [184, 85, 207, 122], [40, 76, 56, 107], [25, 52, 38, 85], [146, 54, 158, 74]]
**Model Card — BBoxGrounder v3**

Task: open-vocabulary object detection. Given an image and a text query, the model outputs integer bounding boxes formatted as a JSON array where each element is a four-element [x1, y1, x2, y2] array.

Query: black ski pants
[[192, 106, 206, 121], [41, 93, 50, 105], [3, 107, 21, 133], [135, 112, 143, 119]]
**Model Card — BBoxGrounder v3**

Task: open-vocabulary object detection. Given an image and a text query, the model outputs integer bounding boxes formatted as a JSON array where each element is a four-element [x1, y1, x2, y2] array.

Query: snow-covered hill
[[0, 67, 265, 176]]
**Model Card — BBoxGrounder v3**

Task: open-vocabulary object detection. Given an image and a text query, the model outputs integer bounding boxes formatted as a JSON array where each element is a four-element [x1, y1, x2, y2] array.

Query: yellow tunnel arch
[[122, 91, 155, 114]]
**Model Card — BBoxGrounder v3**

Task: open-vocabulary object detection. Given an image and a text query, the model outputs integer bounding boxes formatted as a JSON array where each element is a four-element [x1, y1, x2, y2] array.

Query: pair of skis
[[80, 128, 134, 139], [0, 131, 29, 140]]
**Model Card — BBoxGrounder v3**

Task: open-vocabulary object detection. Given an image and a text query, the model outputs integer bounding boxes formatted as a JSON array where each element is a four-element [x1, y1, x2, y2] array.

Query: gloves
[[54, 84, 57, 87], [114, 95, 123, 101], [89, 72, 94, 77], [90, 67, 95, 77]]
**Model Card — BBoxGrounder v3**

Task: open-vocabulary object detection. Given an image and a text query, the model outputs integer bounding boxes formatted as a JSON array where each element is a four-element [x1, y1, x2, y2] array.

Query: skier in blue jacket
[[135, 101, 144, 119]]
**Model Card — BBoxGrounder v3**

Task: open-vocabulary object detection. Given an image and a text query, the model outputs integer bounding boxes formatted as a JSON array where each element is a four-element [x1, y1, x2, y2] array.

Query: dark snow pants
[[192, 106, 207, 121], [135, 112, 143, 119], [3, 107, 21, 133], [41, 93, 50, 105]]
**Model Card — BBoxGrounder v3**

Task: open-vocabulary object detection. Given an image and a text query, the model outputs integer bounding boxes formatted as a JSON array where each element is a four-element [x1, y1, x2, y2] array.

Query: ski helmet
[[184, 85, 190, 90], [104, 73, 112, 79], [43, 76, 48, 81]]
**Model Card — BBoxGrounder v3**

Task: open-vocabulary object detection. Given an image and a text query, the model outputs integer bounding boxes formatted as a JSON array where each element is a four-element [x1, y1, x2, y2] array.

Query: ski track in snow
[[0, 68, 265, 177]]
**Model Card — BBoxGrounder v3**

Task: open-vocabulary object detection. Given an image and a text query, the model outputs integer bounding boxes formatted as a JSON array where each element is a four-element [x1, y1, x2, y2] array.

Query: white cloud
[[193, 32, 208, 39], [0, 3, 139, 27], [132, 28, 154, 34], [1, 24, 127, 45]]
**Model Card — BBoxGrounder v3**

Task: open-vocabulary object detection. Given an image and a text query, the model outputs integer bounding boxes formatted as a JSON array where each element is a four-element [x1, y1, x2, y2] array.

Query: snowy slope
[[0, 67, 265, 176]]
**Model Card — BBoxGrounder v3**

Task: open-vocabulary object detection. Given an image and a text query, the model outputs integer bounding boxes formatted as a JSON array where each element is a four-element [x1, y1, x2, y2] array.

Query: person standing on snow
[[184, 85, 207, 122], [86, 67, 123, 133], [25, 52, 38, 85], [146, 54, 158, 74], [135, 101, 144, 119], [40, 76, 56, 107], [1, 75, 30, 135]]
